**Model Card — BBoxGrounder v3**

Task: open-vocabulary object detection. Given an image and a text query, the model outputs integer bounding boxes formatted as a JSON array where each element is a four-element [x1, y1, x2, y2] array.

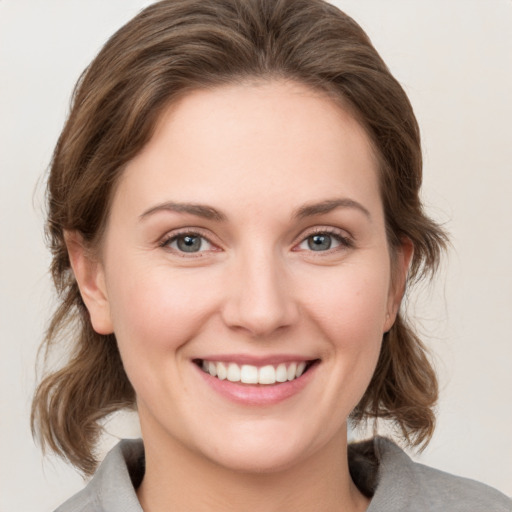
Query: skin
[[68, 80, 412, 512]]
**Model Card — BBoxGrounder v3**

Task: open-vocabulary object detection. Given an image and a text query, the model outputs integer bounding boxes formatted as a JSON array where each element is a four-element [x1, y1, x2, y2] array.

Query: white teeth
[[258, 365, 276, 385], [200, 360, 312, 385], [287, 362, 297, 381], [275, 363, 288, 383], [240, 365, 258, 384], [227, 363, 241, 382], [216, 362, 227, 380], [208, 361, 217, 377], [296, 361, 306, 377]]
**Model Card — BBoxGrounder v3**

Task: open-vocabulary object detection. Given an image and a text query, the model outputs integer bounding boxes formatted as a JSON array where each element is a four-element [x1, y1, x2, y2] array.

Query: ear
[[383, 238, 414, 333], [65, 231, 114, 335]]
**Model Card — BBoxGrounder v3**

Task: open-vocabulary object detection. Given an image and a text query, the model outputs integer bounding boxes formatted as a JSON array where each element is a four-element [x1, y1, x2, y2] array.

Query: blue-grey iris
[[177, 235, 202, 252], [308, 234, 332, 251]]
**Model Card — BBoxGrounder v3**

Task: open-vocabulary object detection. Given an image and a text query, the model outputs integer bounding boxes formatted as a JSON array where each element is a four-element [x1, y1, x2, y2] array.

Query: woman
[[31, 0, 511, 511]]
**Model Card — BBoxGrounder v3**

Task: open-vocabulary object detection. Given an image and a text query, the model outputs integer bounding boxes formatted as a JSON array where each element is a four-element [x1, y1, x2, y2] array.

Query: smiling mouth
[[194, 359, 318, 385]]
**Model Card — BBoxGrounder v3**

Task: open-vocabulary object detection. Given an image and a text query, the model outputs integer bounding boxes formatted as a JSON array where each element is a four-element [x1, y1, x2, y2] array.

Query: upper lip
[[194, 354, 318, 366]]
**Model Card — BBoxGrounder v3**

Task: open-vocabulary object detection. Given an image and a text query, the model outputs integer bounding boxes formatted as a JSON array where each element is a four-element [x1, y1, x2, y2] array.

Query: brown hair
[[32, 0, 447, 475]]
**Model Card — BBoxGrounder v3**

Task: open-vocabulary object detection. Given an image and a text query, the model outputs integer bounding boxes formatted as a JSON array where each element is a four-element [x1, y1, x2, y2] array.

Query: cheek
[[105, 267, 220, 408], [306, 263, 391, 344], [106, 262, 218, 361]]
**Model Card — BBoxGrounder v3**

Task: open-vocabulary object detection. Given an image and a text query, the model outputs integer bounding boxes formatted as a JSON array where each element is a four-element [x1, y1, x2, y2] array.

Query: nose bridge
[[222, 243, 298, 336]]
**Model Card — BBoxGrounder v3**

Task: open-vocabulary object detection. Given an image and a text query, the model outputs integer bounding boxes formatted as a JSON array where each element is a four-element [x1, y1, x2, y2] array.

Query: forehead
[[112, 80, 381, 221]]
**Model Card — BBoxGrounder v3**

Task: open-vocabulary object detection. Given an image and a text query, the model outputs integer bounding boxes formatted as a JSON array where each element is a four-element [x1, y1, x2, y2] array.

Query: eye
[[296, 230, 352, 252], [305, 233, 336, 251], [161, 232, 214, 254]]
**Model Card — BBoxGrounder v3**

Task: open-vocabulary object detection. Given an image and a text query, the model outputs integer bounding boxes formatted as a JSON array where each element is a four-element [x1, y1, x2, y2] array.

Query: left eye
[[297, 233, 345, 252], [165, 234, 213, 253]]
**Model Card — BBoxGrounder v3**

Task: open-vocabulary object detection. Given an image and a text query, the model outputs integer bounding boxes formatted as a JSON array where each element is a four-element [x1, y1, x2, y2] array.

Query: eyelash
[[159, 229, 217, 256], [158, 227, 354, 256], [294, 228, 354, 253]]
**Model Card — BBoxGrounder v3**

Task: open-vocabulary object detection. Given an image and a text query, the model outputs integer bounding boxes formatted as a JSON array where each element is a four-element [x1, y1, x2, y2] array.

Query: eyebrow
[[293, 198, 371, 220], [139, 197, 370, 223], [139, 201, 227, 222]]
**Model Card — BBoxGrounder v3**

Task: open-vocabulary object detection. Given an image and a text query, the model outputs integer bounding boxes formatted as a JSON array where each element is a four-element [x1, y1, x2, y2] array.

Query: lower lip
[[194, 362, 318, 406]]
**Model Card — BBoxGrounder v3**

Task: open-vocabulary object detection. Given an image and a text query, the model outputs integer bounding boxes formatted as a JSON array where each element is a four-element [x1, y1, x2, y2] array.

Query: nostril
[[219, 270, 299, 336]]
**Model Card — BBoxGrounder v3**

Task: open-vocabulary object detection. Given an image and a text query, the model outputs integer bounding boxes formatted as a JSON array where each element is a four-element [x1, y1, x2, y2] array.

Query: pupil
[[177, 235, 201, 252], [308, 234, 331, 251]]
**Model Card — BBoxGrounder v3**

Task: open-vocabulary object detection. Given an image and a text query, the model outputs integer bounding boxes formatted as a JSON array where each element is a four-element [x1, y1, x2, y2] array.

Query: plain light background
[[1, 1, 511, 510]]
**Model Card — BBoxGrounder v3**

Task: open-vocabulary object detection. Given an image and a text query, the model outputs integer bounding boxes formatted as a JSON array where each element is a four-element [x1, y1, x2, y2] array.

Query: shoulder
[[350, 437, 511, 512], [54, 439, 145, 512]]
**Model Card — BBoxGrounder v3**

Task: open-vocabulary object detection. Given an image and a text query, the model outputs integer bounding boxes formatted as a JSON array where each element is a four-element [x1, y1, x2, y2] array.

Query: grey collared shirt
[[54, 437, 511, 511]]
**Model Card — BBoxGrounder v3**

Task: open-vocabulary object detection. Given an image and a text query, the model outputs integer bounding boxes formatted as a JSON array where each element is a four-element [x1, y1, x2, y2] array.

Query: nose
[[220, 248, 299, 338]]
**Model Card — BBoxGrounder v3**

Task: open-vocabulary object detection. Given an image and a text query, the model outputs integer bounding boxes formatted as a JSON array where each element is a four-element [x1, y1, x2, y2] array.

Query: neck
[[136, 422, 369, 512]]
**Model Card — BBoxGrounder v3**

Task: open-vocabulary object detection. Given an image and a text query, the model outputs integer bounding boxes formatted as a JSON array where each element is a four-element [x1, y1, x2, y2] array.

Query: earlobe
[[65, 231, 114, 335], [384, 238, 414, 333]]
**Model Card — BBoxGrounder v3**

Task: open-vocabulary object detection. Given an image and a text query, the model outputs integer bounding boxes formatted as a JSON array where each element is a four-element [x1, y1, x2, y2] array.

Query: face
[[73, 81, 409, 473]]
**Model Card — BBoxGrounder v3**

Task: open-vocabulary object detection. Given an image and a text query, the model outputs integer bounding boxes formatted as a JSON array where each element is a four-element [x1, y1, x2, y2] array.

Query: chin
[[192, 421, 336, 475], [203, 443, 307, 475]]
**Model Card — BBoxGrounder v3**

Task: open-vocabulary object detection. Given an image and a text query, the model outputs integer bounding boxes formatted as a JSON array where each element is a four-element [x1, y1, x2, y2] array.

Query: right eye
[[161, 233, 215, 254], [301, 233, 338, 251]]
